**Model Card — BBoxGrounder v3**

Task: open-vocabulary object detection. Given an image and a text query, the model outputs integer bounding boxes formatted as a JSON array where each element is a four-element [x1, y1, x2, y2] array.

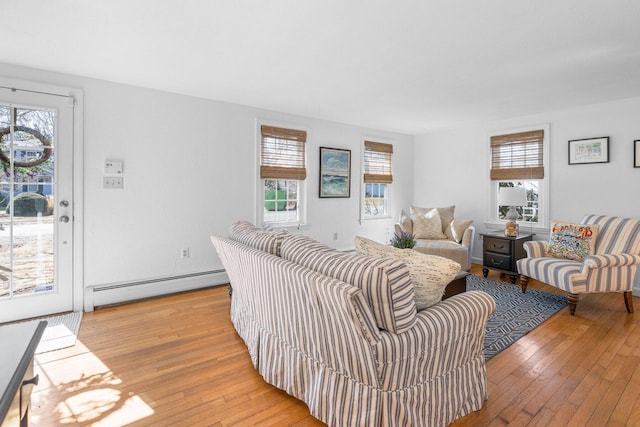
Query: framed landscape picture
[[568, 136, 609, 165], [319, 147, 351, 198]]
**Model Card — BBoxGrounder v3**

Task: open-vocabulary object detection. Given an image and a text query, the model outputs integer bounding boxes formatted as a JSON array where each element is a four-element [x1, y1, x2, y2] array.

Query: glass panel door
[[0, 88, 74, 323]]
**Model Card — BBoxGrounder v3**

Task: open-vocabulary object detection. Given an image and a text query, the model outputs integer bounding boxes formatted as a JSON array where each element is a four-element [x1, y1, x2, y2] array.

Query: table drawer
[[484, 252, 513, 271], [485, 237, 512, 255]]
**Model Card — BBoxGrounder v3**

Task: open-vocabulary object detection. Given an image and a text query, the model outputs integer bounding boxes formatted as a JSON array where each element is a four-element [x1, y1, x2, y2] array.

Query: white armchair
[[517, 214, 640, 315]]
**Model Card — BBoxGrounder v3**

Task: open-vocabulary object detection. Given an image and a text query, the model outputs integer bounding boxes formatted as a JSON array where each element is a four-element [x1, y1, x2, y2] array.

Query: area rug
[[467, 275, 567, 361], [0, 311, 83, 354], [35, 311, 83, 354]]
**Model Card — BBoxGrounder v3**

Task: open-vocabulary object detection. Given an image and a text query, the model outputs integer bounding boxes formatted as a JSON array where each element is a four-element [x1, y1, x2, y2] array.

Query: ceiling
[[3, 0, 640, 134]]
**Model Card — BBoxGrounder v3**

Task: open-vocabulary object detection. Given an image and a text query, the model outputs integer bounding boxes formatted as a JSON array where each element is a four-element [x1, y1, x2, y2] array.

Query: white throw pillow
[[412, 208, 447, 239], [355, 236, 461, 310], [449, 219, 473, 243]]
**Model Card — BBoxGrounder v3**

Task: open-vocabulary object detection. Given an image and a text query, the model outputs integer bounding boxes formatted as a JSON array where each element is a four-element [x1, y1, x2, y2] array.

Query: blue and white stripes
[[518, 214, 640, 296], [211, 231, 496, 426]]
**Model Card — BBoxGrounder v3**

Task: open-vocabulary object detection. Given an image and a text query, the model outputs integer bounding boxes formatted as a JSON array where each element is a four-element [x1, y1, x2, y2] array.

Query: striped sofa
[[211, 222, 496, 426], [517, 214, 640, 315]]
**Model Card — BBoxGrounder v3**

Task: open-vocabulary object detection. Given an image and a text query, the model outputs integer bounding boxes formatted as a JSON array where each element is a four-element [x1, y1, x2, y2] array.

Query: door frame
[[0, 76, 84, 313]]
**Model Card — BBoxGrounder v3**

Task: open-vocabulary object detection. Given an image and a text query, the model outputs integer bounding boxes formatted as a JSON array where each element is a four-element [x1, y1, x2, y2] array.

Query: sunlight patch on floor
[[32, 339, 154, 425]]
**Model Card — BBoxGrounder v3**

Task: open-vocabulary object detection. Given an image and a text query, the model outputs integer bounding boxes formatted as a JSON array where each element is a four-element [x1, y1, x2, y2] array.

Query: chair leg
[[624, 291, 634, 313], [567, 293, 579, 315], [519, 275, 529, 293]]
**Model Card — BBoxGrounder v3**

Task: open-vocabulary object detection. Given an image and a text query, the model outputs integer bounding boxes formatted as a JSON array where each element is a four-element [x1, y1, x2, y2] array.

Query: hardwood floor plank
[[30, 265, 640, 426]]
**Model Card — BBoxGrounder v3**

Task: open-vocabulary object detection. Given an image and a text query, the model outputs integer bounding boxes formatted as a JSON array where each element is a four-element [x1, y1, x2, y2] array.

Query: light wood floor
[[31, 265, 640, 426]]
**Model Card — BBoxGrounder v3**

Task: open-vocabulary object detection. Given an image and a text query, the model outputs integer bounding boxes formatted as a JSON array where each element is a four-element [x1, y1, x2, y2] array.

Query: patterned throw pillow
[[355, 236, 461, 310], [546, 222, 600, 261], [410, 205, 455, 236], [412, 208, 447, 239]]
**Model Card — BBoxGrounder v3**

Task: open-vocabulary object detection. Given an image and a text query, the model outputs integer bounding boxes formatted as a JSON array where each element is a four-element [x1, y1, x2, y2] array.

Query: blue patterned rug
[[467, 275, 567, 361]]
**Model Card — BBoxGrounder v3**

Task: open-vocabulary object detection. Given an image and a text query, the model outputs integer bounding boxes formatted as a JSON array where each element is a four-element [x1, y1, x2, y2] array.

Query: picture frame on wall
[[635, 140, 640, 168], [568, 136, 609, 165], [319, 147, 351, 198]]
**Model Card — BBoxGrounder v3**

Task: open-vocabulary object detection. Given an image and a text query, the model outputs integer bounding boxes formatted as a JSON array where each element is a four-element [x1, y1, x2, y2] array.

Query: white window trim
[[484, 123, 550, 234], [255, 119, 308, 230], [360, 136, 393, 222]]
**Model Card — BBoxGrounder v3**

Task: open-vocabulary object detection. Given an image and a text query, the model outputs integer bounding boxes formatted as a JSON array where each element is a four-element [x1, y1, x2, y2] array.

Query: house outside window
[[363, 140, 393, 218], [489, 126, 549, 230], [259, 124, 306, 226]]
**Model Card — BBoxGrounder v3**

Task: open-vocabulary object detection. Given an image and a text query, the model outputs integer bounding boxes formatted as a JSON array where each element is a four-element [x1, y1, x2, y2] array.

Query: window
[[489, 127, 548, 228], [363, 140, 392, 218], [259, 124, 306, 226]]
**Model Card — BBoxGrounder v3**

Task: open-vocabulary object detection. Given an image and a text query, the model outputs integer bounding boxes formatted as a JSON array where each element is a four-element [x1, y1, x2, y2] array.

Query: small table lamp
[[499, 187, 527, 237]]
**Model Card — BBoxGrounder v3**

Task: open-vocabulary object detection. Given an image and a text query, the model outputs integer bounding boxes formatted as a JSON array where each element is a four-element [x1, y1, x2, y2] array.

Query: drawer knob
[[491, 259, 504, 265], [22, 374, 39, 387], [492, 244, 505, 249]]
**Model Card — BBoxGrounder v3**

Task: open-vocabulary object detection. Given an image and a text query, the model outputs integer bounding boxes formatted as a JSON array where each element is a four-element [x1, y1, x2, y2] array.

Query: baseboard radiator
[[85, 269, 228, 311]]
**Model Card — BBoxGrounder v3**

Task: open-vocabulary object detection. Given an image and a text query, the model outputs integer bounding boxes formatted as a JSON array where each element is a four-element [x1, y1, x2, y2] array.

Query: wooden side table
[[481, 233, 534, 284]]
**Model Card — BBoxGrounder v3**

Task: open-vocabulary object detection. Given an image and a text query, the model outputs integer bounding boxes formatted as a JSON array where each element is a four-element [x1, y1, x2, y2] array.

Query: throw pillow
[[449, 219, 473, 243], [410, 205, 455, 236], [355, 236, 461, 310], [412, 208, 447, 239], [546, 221, 600, 261], [398, 209, 413, 234]]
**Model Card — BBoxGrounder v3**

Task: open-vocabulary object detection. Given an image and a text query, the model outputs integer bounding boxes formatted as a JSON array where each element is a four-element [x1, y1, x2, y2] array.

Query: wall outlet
[[181, 248, 190, 259], [333, 232, 338, 241]]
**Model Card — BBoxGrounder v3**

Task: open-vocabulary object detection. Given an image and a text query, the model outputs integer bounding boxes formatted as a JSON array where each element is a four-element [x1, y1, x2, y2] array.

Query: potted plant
[[390, 231, 416, 249]]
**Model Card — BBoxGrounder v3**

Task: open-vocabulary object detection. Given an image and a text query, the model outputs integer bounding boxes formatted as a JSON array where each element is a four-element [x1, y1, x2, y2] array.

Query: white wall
[[0, 62, 413, 303], [414, 96, 640, 293]]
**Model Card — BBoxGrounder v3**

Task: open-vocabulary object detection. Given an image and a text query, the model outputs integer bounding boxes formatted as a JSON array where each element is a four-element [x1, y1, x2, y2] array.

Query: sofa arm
[[523, 240, 548, 258], [375, 290, 495, 390], [580, 253, 640, 274], [460, 225, 475, 249], [393, 223, 403, 235]]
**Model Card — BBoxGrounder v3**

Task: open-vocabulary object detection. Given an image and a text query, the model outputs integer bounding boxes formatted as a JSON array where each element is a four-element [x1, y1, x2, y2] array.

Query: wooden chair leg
[[567, 293, 579, 315], [624, 291, 634, 313], [519, 275, 529, 293]]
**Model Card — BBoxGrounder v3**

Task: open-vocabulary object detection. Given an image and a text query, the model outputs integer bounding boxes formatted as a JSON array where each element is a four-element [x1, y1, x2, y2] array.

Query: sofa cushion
[[411, 205, 455, 238], [355, 236, 460, 310], [281, 234, 417, 334], [546, 221, 600, 261], [412, 208, 447, 239], [228, 220, 288, 256], [413, 239, 470, 271]]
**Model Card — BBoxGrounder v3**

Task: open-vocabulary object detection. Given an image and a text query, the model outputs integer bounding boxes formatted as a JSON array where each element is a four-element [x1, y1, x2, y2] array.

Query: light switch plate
[[104, 177, 124, 189]]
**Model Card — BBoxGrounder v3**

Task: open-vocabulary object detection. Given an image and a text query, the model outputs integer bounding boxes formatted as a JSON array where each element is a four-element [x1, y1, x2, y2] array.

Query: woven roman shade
[[260, 125, 307, 180], [490, 130, 544, 180], [364, 141, 393, 183]]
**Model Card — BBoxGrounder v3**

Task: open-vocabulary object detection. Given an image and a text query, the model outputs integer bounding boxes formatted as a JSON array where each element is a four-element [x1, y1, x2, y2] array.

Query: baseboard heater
[[85, 269, 228, 311]]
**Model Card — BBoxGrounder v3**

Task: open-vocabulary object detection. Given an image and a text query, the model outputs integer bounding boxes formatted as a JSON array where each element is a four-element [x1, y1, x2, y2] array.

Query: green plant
[[265, 189, 287, 211], [5, 192, 51, 217], [390, 231, 416, 249]]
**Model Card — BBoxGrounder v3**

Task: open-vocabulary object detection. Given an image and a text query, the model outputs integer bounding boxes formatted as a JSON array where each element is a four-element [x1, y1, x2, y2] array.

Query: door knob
[[59, 215, 70, 223]]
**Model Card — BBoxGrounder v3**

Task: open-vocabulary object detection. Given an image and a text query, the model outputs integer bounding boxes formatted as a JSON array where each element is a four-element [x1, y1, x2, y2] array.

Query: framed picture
[[319, 147, 351, 198], [635, 140, 640, 168], [568, 137, 609, 165]]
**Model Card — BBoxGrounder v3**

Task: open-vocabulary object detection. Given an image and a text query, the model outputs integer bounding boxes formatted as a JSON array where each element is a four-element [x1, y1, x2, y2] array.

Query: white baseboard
[[84, 270, 228, 311]]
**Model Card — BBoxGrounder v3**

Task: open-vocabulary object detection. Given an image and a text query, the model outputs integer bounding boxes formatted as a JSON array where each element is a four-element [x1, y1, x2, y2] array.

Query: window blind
[[260, 125, 307, 180], [490, 130, 544, 180], [364, 141, 393, 183]]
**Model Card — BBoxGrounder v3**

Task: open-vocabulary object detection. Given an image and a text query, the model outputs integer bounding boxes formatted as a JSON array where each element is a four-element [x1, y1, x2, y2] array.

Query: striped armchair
[[517, 214, 640, 315]]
